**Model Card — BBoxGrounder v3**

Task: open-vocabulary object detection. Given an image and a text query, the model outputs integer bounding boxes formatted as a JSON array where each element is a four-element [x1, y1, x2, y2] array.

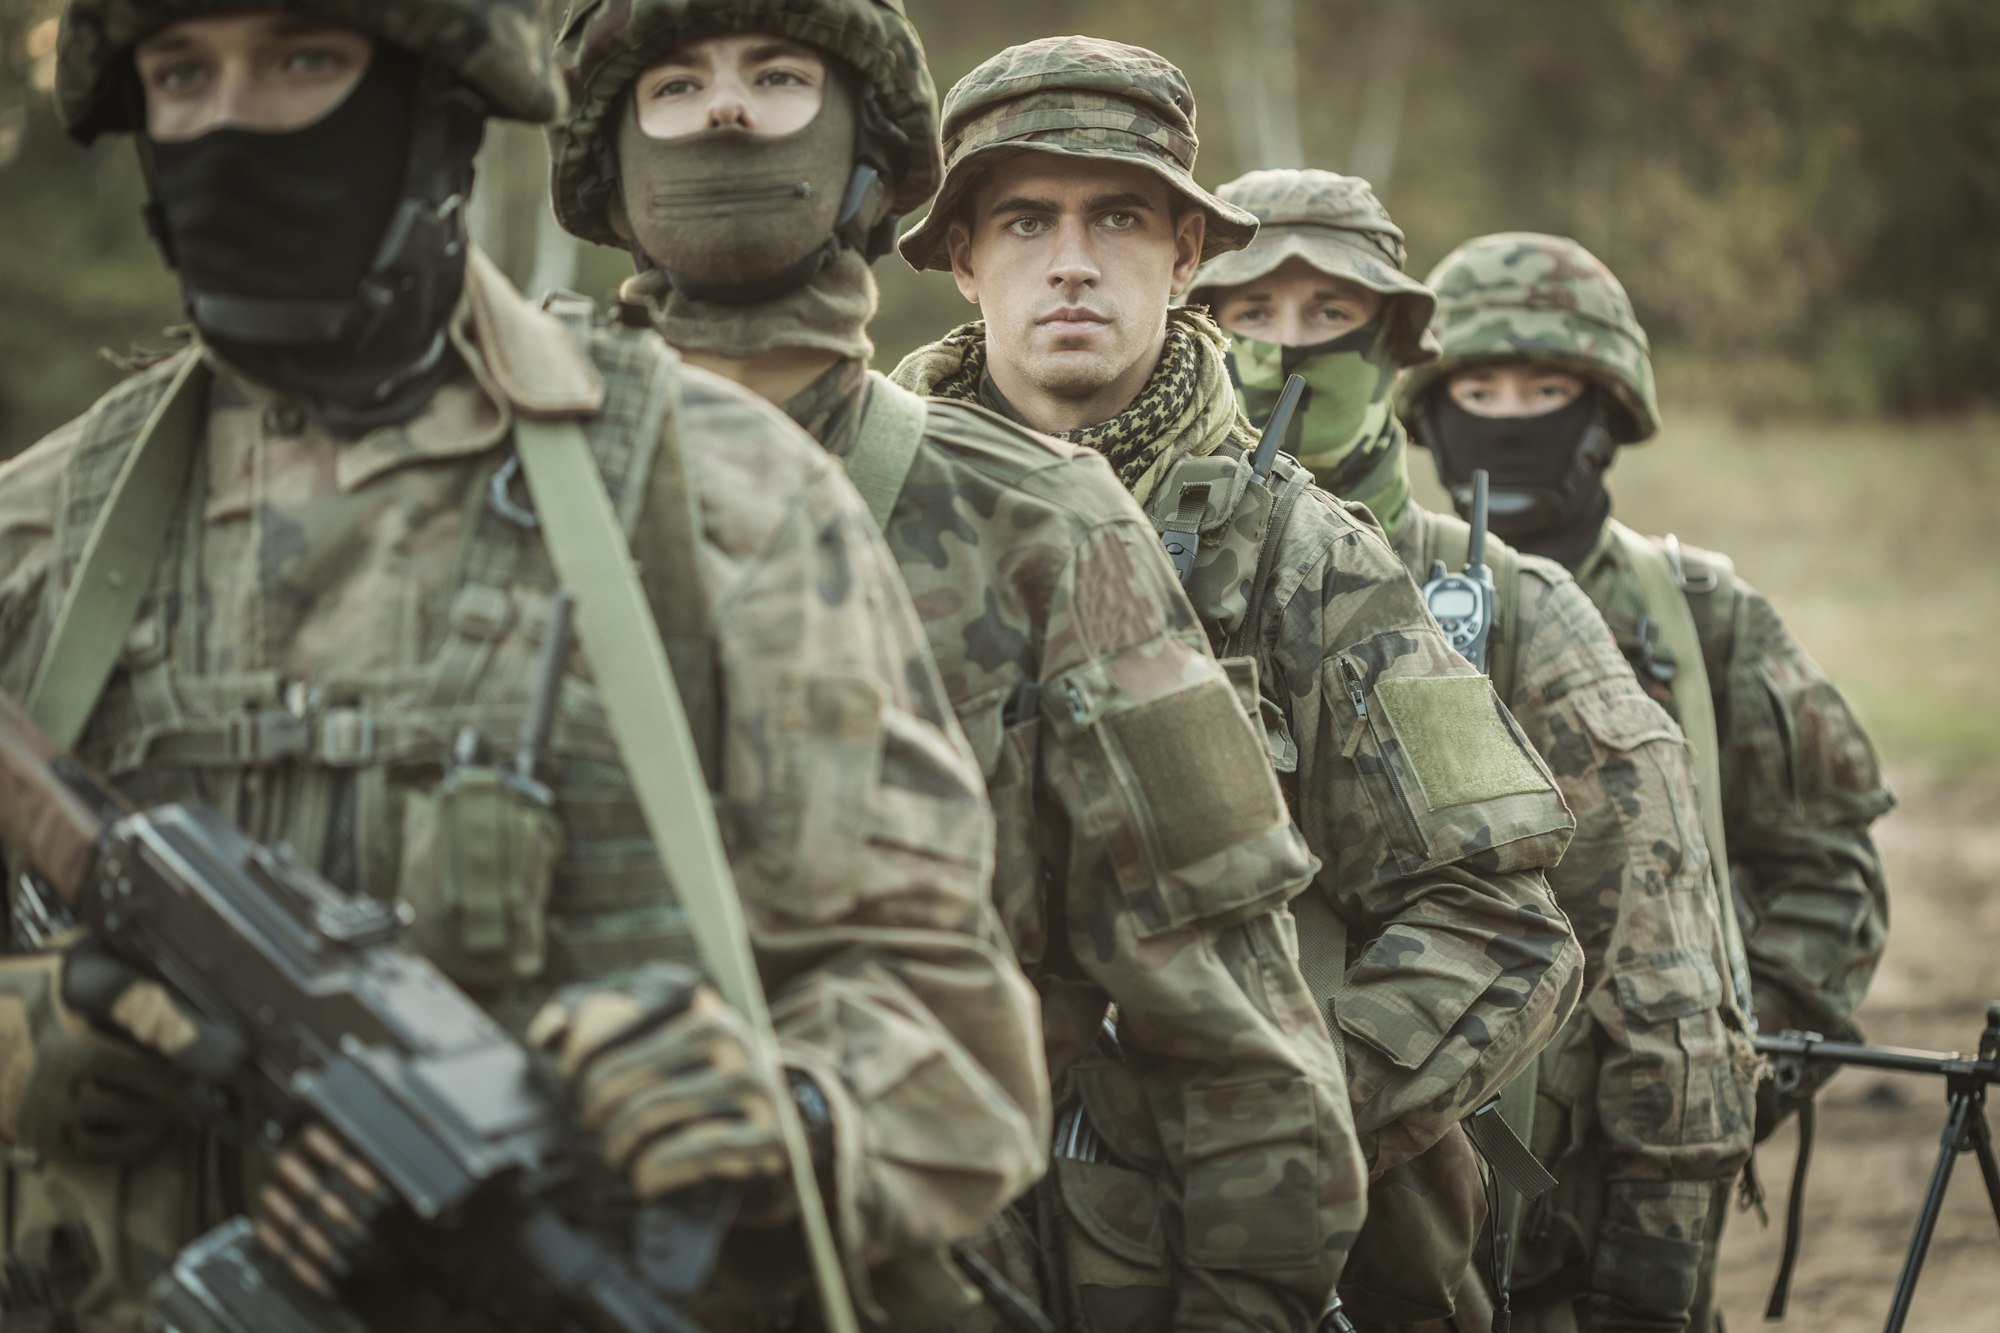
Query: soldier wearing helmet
[[1193, 171, 1758, 1333], [550, 8, 1368, 1332], [893, 39, 1587, 1332], [1398, 233, 1895, 1332], [0, 2, 1050, 1328]]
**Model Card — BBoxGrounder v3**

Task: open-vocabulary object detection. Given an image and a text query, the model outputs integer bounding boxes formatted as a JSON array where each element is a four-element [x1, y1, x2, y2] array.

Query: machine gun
[[0, 666, 719, 1333], [1754, 1004, 2000, 1333]]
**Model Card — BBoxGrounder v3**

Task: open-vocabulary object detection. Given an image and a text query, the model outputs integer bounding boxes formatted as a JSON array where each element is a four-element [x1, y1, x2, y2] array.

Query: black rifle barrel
[[1753, 1031, 1997, 1082]]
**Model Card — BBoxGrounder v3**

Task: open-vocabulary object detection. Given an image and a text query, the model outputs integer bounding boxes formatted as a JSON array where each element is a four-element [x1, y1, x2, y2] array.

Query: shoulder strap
[[844, 376, 928, 532], [26, 355, 208, 748], [1605, 518, 1754, 1016], [511, 413, 861, 1333]]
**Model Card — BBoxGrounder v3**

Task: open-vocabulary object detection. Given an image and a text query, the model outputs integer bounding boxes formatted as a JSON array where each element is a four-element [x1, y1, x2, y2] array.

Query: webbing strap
[[843, 376, 928, 532], [511, 414, 860, 1333], [1290, 888, 1349, 1066], [26, 356, 208, 746], [1605, 519, 1754, 1016]]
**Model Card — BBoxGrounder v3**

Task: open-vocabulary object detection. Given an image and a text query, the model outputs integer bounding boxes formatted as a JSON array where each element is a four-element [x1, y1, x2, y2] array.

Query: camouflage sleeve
[[1036, 500, 1364, 1330], [1278, 499, 1582, 1175], [673, 374, 1050, 1321], [1509, 565, 1755, 1329], [0, 419, 79, 698], [1712, 578, 1894, 1036]]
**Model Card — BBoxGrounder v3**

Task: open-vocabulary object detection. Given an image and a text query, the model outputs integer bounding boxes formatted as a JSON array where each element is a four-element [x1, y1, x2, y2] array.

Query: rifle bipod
[[1754, 1001, 2000, 1333]]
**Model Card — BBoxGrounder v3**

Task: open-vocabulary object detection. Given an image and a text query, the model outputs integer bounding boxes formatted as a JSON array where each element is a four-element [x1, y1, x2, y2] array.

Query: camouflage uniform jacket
[[0, 251, 1048, 1330], [781, 357, 1363, 1331], [1394, 503, 1756, 1326], [1570, 526, 1894, 1039], [897, 325, 1584, 1175]]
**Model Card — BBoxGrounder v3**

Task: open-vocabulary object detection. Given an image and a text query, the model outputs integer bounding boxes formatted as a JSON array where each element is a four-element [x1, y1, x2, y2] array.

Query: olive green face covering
[[617, 72, 858, 300], [1227, 318, 1412, 530]]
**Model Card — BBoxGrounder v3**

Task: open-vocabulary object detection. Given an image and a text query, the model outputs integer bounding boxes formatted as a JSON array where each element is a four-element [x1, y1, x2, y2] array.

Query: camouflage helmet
[[56, 0, 560, 141], [548, 0, 943, 250], [1396, 232, 1662, 445], [897, 35, 1257, 273], [1187, 169, 1439, 368]]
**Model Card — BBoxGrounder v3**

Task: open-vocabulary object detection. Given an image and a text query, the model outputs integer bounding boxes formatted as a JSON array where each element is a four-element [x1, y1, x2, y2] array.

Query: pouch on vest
[[1338, 1128, 1490, 1323], [398, 759, 565, 990], [1052, 1155, 1174, 1333]]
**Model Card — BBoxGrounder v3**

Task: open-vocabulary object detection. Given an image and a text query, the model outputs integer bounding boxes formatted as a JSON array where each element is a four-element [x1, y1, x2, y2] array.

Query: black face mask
[[1427, 390, 1614, 569], [141, 45, 483, 433]]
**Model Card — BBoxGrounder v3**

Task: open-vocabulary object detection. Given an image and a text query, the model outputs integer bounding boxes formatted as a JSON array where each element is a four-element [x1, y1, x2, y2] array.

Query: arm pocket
[[1043, 664, 1298, 938], [1181, 1076, 1320, 1270]]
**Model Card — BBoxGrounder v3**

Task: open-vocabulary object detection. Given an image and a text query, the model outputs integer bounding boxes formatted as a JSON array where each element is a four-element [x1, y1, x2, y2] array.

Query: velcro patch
[[1374, 675, 1551, 811], [1107, 677, 1281, 870]]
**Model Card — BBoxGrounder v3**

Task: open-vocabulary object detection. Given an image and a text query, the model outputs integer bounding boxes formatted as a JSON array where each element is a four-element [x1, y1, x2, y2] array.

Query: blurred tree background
[[3, 0, 1998, 458]]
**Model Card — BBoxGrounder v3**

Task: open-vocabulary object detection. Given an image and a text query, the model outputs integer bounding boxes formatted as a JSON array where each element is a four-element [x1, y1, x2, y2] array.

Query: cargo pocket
[[1181, 1076, 1319, 1270], [398, 765, 564, 990], [1612, 947, 1729, 1146], [1055, 1155, 1174, 1333]]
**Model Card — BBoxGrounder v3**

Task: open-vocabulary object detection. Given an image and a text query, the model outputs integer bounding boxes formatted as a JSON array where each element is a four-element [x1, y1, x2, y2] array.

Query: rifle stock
[[0, 685, 714, 1333]]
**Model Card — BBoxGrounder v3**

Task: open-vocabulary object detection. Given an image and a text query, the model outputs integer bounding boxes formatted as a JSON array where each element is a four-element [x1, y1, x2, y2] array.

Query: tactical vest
[[47, 306, 719, 1033]]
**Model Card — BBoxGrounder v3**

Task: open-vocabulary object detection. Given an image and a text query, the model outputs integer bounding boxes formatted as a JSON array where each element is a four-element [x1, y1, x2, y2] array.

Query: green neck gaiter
[[1227, 320, 1411, 530]]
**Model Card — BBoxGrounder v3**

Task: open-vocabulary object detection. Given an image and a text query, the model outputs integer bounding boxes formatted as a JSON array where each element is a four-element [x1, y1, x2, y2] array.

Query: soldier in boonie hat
[[897, 34, 1255, 274]]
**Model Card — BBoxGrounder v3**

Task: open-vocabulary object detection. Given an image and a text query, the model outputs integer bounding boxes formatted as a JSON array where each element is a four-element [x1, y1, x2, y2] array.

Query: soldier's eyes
[[1101, 212, 1137, 230], [1005, 217, 1048, 237], [756, 68, 813, 88], [148, 58, 211, 95], [648, 75, 700, 98]]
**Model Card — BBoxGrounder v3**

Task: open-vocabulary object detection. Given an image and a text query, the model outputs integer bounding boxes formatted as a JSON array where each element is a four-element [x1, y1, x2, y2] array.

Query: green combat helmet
[[1396, 231, 1662, 445], [57, 0, 560, 139], [549, 0, 943, 264], [1189, 168, 1438, 368], [897, 34, 1257, 272]]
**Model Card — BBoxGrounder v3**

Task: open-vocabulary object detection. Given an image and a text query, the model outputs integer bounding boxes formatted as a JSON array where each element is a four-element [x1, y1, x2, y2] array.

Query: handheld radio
[[1423, 468, 1498, 673]]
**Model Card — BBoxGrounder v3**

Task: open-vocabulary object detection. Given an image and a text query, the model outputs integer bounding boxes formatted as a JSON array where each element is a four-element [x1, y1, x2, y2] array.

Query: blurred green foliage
[[3, 0, 1999, 459]]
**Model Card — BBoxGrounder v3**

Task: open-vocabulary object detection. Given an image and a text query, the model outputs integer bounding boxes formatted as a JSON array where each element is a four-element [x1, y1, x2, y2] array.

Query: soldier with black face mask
[[0, 3, 1049, 1329], [1399, 232, 1896, 1333]]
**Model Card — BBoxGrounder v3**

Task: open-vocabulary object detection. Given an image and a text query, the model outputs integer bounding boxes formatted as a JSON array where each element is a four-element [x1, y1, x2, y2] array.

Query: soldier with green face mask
[[1195, 170, 1760, 1333], [893, 38, 1591, 1333], [0, 1, 1051, 1328], [550, 8, 1367, 1332], [1396, 233, 1895, 1333]]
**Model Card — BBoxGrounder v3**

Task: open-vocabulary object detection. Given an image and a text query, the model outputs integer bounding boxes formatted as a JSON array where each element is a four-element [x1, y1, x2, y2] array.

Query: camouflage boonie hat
[[57, 0, 559, 140], [1188, 169, 1439, 368], [897, 35, 1257, 272], [549, 0, 943, 249], [1397, 232, 1662, 445]]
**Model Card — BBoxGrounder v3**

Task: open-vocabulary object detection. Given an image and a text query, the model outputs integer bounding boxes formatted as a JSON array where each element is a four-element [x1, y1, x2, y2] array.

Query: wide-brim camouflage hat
[[1186, 168, 1439, 367], [1395, 231, 1661, 445], [897, 35, 1257, 273], [57, 0, 559, 141]]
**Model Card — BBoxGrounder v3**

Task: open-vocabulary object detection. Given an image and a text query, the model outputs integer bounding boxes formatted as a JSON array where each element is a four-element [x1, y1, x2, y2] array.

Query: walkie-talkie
[[1423, 468, 1498, 673]]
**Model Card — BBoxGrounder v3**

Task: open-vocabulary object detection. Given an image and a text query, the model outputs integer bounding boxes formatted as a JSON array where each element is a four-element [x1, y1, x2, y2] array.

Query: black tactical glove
[[528, 963, 804, 1218], [0, 933, 232, 1163]]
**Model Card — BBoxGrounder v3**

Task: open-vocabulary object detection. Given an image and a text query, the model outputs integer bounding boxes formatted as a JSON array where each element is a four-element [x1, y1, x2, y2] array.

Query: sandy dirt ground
[[1711, 772, 2000, 1332]]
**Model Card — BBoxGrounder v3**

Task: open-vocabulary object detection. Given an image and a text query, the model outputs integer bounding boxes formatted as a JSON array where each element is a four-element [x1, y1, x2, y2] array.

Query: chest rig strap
[[27, 356, 209, 749], [510, 411, 861, 1333]]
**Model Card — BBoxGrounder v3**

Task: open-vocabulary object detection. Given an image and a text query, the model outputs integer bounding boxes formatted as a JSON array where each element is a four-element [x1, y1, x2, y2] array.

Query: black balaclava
[[1425, 387, 1615, 570], [141, 43, 485, 434]]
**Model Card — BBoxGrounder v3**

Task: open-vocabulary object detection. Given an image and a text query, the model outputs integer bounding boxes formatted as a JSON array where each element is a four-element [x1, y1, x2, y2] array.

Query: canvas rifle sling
[[26, 356, 209, 748], [1605, 519, 1754, 1017], [512, 413, 862, 1333], [843, 376, 928, 532]]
